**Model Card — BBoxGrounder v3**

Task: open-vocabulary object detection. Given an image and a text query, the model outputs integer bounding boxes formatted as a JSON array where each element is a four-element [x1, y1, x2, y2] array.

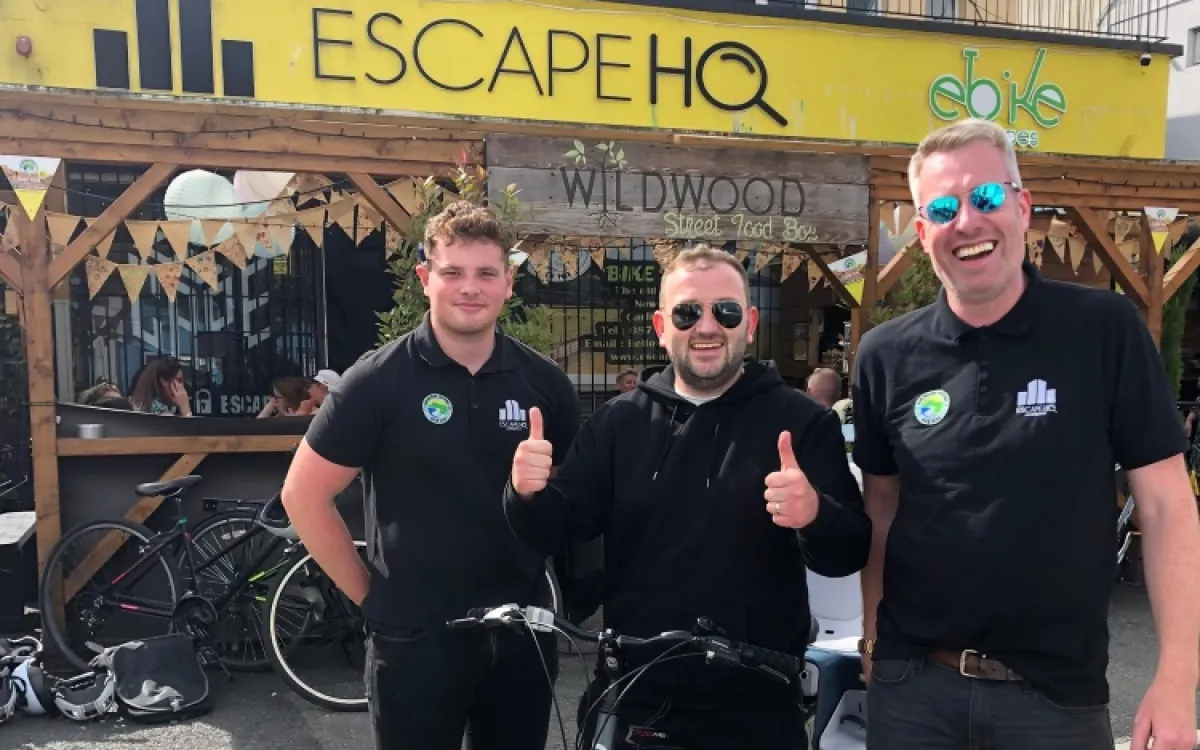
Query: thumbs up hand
[[512, 407, 554, 499], [764, 431, 819, 529]]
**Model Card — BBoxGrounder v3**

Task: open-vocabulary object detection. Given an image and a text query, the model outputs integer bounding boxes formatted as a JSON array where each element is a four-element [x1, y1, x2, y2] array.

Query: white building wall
[[1165, 0, 1200, 160]]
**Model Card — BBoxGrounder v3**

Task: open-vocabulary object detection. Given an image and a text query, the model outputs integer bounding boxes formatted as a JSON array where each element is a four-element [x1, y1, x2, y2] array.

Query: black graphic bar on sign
[[179, 0, 215, 94], [93, 30, 131, 89], [135, 0, 173, 91], [221, 41, 255, 97]]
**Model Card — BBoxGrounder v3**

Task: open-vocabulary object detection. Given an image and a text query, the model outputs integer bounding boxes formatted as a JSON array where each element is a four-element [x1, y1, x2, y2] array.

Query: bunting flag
[[124, 220, 161, 261], [269, 224, 294, 255], [159, 220, 193, 260], [296, 207, 326, 245], [117, 264, 151, 304], [896, 204, 917, 236], [1045, 235, 1066, 262], [85, 255, 118, 298], [214, 237, 247, 269], [734, 248, 749, 264], [0, 156, 61, 219], [235, 222, 263, 260], [1067, 236, 1086, 274], [525, 245, 551, 282], [1113, 215, 1136, 243], [200, 220, 228, 247], [781, 252, 803, 281], [0, 214, 18, 254], [46, 213, 81, 248], [185, 249, 220, 290], [1091, 248, 1105, 276], [806, 258, 824, 290], [879, 202, 898, 237], [154, 262, 183, 303], [588, 247, 606, 270], [92, 226, 117, 258], [1143, 206, 1178, 254]]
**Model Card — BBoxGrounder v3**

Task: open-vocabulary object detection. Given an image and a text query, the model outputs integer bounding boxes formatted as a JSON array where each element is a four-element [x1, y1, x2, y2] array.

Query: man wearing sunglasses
[[853, 118, 1200, 750], [504, 243, 870, 750]]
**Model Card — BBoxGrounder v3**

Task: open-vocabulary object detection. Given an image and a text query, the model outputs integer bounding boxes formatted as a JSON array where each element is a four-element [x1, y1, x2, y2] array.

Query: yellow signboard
[[0, 0, 1169, 158]]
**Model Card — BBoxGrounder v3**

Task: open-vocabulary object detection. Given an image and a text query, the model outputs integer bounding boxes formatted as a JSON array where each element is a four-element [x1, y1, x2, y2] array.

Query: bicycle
[[447, 603, 807, 750], [38, 474, 293, 673]]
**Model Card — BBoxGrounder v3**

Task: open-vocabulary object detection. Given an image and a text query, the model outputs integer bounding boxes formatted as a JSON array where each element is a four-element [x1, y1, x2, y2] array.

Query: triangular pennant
[[214, 237, 247, 269], [1, 215, 19, 253], [326, 198, 357, 235], [185, 249, 220, 290], [781, 253, 803, 281], [200, 220, 229, 247], [94, 227, 117, 258], [234, 222, 263, 260], [124, 220, 161, 261], [526, 245, 551, 282], [557, 249, 578, 278], [266, 196, 294, 217], [1047, 216, 1071, 240], [269, 224, 294, 255], [296, 207, 326, 245], [1046, 235, 1066, 261], [1113, 215, 1136, 243], [0, 156, 61, 220], [1028, 242, 1044, 268], [159, 220, 193, 260], [154, 262, 184, 303], [1143, 206, 1179, 255], [45, 212, 81, 248], [1118, 239, 1140, 264], [84, 254, 117, 298], [1067, 236, 1086, 274], [879, 203, 898, 237], [896, 204, 917, 235], [1091, 248, 1105, 275], [807, 258, 823, 290], [1168, 217, 1190, 248], [734, 248, 749, 264], [117, 263, 151, 305], [588, 247, 606, 270]]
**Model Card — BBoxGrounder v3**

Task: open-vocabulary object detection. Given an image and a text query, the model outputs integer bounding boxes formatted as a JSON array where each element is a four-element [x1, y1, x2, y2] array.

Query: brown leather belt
[[928, 649, 1023, 681]]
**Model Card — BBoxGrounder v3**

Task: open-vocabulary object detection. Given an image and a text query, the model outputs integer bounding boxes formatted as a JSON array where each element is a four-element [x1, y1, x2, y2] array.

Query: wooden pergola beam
[[347, 174, 413, 231], [877, 246, 914, 296], [1137, 214, 1166, 347], [47, 163, 176, 287], [1164, 234, 1200, 301], [802, 244, 859, 310], [57, 434, 301, 456], [1067, 206, 1150, 307], [0, 251, 20, 293]]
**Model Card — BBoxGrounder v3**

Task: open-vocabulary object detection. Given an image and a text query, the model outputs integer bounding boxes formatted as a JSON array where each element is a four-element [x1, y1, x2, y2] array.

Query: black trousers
[[575, 678, 808, 750], [366, 626, 558, 750], [867, 657, 1114, 750]]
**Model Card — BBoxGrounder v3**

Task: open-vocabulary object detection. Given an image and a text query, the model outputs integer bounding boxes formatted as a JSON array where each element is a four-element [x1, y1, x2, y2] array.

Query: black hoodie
[[503, 358, 870, 709]]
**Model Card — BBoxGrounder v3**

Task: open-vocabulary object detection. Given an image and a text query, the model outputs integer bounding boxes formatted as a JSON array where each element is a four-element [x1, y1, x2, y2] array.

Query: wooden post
[[12, 207, 59, 576], [1138, 215, 1166, 348], [849, 196, 881, 383]]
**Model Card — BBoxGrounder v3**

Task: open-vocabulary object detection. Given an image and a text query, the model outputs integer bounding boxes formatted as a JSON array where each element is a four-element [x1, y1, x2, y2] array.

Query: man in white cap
[[309, 369, 340, 409]]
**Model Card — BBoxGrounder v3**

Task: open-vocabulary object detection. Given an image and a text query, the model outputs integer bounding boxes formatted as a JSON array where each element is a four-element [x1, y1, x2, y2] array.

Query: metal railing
[[669, 0, 1171, 43]]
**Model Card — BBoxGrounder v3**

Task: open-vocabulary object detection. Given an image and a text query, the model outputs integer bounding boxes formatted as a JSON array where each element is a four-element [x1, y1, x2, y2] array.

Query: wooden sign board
[[485, 136, 870, 245]]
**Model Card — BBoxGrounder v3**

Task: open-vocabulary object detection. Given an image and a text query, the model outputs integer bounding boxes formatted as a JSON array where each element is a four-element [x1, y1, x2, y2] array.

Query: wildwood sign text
[[486, 136, 869, 243]]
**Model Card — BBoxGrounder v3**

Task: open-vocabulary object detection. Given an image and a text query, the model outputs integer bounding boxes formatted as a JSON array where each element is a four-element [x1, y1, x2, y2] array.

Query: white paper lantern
[[163, 170, 239, 245], [235, 171, 294, 218]]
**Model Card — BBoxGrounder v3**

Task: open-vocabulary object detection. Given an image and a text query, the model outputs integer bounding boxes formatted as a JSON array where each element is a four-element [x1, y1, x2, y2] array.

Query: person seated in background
[[258, 375, 316, 418], [78, 382, 133, 411], [306, 369, 340, 409], [129, 357, 192, 416]]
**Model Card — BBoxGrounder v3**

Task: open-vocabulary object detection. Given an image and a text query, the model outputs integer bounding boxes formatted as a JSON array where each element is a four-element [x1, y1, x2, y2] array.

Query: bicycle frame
[[91, 498, 288, 620]]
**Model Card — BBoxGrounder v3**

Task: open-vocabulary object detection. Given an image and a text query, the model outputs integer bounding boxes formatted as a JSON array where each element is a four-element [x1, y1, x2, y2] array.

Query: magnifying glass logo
[[696, 41, 788, 128]]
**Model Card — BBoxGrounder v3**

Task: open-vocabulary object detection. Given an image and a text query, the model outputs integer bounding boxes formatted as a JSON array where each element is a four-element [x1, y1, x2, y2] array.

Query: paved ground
[[4, 582, 1196, 749]]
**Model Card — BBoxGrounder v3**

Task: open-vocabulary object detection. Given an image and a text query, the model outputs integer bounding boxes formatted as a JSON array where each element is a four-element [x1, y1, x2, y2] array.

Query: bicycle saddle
[[136, 475, 203, 497], [257, 493, 299, 541]]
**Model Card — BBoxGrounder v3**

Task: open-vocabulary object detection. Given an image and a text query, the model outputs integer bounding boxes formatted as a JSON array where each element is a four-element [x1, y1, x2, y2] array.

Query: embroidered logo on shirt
[[498, 399, 528, 431], [913, 389, 951, 425], [1015, 379, 1057, 417], [422, 393, 453, 424]]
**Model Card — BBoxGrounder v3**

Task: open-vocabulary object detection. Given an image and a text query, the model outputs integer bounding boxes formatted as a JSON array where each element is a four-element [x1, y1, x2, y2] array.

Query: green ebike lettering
[[928, 48, 1067, 130]]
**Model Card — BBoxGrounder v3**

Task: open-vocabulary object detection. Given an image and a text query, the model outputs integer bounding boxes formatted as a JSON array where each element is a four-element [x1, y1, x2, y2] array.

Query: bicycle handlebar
[[447, 605, 805, 686]]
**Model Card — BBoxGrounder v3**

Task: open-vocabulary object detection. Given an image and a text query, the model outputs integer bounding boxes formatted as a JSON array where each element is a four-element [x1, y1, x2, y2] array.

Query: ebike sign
[[929, 47, 1066, 151]]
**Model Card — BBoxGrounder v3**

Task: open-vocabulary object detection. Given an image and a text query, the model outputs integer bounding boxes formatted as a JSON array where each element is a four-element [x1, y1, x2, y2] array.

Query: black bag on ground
[[102, 633, 211, 723]]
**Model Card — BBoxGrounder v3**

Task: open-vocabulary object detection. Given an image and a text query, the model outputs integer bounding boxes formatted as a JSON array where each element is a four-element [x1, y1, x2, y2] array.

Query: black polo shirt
[[304, 314, 580, 629], [852, 261, 1185, 707]]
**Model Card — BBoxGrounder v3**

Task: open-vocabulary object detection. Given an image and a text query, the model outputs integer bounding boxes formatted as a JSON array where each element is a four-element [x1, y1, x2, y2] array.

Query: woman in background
[[257, 376, 315, 418], [129, 358, 192, 416]]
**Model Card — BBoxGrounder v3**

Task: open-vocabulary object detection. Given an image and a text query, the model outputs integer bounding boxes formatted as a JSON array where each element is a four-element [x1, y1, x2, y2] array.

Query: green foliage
[[374, 165, 556, 356], [869, 250, 943, 326], [1161, 234, 1198, 399]]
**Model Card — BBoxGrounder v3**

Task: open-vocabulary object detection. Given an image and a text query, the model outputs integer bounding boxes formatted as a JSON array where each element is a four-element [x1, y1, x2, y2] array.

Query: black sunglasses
[[671, 301, 744, 331]]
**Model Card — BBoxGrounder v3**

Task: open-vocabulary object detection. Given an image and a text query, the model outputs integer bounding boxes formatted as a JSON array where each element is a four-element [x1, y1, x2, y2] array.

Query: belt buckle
[[958, 649, 982, 678]]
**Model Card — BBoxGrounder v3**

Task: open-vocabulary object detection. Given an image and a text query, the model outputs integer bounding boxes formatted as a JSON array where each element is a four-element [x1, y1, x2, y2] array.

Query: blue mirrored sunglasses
[[921, 181, 1020, 226]]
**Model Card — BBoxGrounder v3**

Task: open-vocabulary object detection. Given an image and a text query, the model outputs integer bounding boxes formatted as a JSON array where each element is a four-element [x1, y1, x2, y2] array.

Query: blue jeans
[[866, 656, 1114, 750]]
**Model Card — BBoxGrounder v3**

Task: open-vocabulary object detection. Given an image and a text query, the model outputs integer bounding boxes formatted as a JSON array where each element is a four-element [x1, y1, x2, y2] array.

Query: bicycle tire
[[39, 519, 181, 673], [264, 541, 369, 712], [186, 510, 281, 672]]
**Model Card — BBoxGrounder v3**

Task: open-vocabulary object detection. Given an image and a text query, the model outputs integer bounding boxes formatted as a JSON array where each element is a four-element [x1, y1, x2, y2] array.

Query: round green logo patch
[[421, 393, 452, 425], [913, 389, 951, 426]]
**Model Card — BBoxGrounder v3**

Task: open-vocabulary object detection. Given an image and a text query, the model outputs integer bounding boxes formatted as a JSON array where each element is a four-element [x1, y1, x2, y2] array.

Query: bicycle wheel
[[187, 511, 287, 672], [40, 519, 181, 673], [264, 541, 368, 712]]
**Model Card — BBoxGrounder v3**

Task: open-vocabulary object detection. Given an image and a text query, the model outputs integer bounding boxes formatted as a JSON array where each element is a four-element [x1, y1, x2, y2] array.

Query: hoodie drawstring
[[651, 403, 679, 481]]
